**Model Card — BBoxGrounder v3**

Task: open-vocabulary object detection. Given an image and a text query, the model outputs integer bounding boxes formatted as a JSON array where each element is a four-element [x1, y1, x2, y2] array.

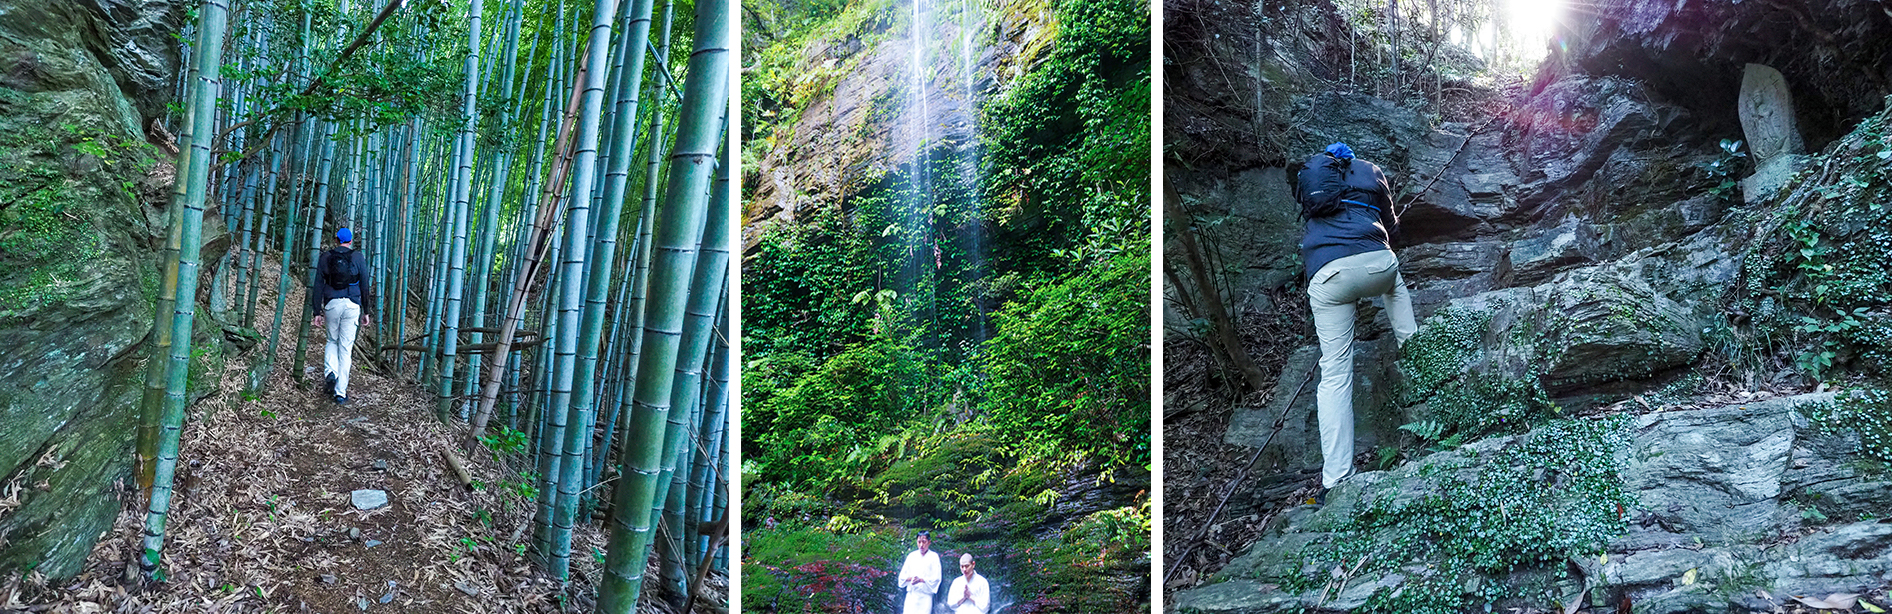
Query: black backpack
[[1294, 153, 1356, 219], [324, 249, 360, 291]]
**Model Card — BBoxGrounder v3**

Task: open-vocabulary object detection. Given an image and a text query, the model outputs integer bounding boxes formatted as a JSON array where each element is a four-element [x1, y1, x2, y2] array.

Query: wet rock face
[[0, 0, 181, 580], [742, 0, 1052, 251]]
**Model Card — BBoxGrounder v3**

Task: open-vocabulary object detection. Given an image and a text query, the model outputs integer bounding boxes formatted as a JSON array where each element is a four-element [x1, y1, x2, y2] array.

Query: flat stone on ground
[[351, 489, 389, 510]]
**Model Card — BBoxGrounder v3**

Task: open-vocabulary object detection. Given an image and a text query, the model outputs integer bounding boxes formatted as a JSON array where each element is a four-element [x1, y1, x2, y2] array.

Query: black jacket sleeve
[[353, 249, 375, 317], [314, 251, 332, 310]]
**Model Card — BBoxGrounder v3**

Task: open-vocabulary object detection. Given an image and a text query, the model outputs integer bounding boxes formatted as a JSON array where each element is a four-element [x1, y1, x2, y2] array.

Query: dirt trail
[[6, 259, 722, 613]]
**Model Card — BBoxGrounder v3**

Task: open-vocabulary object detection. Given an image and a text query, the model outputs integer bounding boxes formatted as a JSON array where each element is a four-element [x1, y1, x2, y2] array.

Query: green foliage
[[1804, 388, 1892, 465], [743, 204, 882, 362], [1283, 417, 1635, 614], [980, 250, 1149, 469], [1703, 138, 1747, 200], [1397, 306, 1489, 401], [745, 331, 932, 488], [1008, 502, 1151, 611], [981, 0, 1150, 276], [479, 425, 531, 457], [1425, 372, 1558, 437], [1724, 102, 1892, 382], [743, 0, 1151, 606], [741, 0, 896, 149], [1397, 306, 1558, 443]]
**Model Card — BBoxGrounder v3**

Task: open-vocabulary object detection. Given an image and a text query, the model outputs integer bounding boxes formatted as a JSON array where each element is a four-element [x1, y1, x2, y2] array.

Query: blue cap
[[1325, 142, 1355, 160], [337, 228, 353, 243]]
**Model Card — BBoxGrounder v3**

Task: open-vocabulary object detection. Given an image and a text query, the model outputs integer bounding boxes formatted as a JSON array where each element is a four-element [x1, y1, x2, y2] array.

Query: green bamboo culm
[[141, 0, 229, 578], [593, 0, 728, 604], [438, 0, 486, 421], [134, 84, 195, 495], [652, 134, 730, 603], [545, 0, 630, 580]]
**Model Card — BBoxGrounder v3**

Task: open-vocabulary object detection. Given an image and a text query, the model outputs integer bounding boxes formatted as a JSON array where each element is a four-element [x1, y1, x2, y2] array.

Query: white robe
[[896, 549, 941, 614], [946, 572, 990, 614]]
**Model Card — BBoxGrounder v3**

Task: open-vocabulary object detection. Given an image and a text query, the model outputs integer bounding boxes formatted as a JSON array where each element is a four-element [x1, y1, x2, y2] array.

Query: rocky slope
[[0, 0, 185, 579], [1166, 0, 1892, 610]]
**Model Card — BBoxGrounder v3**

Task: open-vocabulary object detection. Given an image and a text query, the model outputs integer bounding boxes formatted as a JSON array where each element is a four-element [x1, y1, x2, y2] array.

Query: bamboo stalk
[[140, 0, 228, 577]]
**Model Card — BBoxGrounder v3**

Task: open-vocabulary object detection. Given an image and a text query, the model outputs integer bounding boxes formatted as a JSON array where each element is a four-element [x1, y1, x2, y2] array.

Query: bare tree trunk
[[1165, 178, 1267, 392]]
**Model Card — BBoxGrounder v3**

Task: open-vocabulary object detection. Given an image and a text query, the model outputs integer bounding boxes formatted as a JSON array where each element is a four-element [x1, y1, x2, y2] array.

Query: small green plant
[[1705, 139, 1747, 200], [478, 425, 530, 456], [1399, 419, 1444, 443]]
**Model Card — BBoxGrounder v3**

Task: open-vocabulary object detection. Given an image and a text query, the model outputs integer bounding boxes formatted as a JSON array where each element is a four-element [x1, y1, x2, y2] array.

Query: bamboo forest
[[0, 0, 731, 610], [739, 0, 1151, 608]]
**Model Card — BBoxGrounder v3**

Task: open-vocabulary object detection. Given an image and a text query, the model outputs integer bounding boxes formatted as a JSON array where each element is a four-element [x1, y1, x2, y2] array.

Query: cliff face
[[741, 0, 1054, 251], [0, 0, 183, 579], [1167, 0, 1892, 610]]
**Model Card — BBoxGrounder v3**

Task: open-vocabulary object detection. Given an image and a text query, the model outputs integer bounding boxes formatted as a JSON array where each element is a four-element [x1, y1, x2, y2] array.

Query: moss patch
[[1279, 416, 1635, 614]]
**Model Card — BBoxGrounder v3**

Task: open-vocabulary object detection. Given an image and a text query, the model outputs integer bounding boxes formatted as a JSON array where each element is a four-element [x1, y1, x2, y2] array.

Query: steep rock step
[[1175, 392, 1892, 614]]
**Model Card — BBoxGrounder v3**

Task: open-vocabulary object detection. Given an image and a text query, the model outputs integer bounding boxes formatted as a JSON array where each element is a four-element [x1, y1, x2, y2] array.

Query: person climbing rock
[[895, 531, 942, 614], [1293, 142, 1418, 504], [312, 227, 374, 405], [947, 552, 990, 614]]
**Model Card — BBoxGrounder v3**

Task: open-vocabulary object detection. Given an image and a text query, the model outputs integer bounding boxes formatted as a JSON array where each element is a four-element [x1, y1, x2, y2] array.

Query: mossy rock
[[0, 0, 183, 580], [871, 431, 1006, 521]]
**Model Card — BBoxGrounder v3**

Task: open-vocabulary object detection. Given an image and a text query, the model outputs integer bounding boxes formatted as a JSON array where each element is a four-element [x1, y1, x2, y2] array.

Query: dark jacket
[[316, 246, 374, 316], [1297, 154, 1400, 279]]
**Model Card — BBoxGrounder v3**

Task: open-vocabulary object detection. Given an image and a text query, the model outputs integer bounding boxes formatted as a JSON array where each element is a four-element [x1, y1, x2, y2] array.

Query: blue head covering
[[337, 227, 353, 244], [1325, 142, 1355, 160]]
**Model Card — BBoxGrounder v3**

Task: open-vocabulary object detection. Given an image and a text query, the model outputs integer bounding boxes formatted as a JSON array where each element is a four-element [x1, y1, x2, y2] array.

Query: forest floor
[[1160, 288, 1310, 602], [4, 256, 725, 613]]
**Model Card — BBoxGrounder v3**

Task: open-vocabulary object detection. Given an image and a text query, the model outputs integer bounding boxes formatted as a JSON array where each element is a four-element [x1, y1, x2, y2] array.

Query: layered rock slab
[[1174, 393, 1892, 614]]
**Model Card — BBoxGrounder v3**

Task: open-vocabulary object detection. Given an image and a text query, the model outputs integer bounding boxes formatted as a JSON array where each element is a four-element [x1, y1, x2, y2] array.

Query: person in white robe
[[896, 531, 941, 614], [947, 552, 990, 614]]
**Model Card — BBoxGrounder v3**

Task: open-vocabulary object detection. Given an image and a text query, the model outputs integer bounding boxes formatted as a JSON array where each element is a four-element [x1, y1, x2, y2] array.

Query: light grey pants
[[323, 298, 361, 397], [1307, 249, 1418, 489]]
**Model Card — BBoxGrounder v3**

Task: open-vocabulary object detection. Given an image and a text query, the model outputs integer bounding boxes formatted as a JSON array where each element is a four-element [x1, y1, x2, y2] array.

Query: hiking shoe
[[334, 395, 347, 405], [1305, 488, 1329, 506], [324, 373, 337, 396]]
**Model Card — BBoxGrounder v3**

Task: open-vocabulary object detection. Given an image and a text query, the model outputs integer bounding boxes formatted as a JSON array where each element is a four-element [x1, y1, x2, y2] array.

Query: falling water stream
[[883, 0, 1018, 610]]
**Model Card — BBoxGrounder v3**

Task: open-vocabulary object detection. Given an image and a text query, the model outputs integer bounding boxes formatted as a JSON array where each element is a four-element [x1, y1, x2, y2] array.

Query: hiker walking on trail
[[1293, 142, 1418, 503], [312, 227, 374, 405], [947, 552, 990, 614], [896, 531, 942, 614]]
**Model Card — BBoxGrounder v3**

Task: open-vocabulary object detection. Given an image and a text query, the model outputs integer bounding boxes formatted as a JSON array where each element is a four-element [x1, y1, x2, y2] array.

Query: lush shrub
[[979, 250, 1150, 469], [747, 331, 935, 488], [742, 205, 883, 362]]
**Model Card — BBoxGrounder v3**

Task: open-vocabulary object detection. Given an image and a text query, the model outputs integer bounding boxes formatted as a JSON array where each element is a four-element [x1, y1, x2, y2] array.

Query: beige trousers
[[1307, 249, 1417, 488], [324, 298, 361, 397]]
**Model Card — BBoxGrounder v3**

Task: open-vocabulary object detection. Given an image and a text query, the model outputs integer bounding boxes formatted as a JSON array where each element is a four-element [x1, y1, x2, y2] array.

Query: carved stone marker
[[1740, 64, 1807, 203], [1738, 63, 1803, 163]]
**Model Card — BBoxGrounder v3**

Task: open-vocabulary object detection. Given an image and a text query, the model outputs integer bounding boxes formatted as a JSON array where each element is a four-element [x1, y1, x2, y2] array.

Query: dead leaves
[[1793, 593, 1860, 610]]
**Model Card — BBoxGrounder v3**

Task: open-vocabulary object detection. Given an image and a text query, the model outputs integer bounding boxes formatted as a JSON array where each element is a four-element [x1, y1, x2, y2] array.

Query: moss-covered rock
[[0, 0, 184, 580]]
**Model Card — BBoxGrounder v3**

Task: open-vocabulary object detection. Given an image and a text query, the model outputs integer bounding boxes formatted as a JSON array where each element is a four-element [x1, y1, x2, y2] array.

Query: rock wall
[[0, 0, 182, 579], [741, 0, 1054, 251]]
